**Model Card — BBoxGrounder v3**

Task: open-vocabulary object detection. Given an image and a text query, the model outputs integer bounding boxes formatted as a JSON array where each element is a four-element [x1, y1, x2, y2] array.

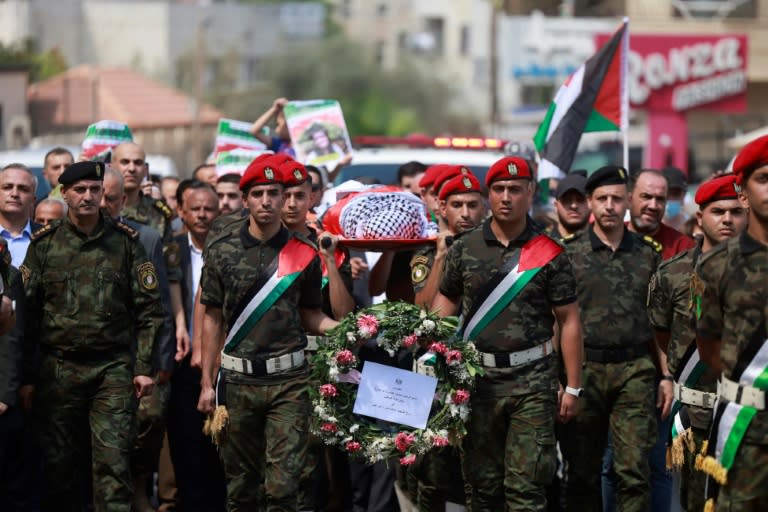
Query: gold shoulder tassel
[[703, 497, 716, 512], [203, 405, 230, 446]]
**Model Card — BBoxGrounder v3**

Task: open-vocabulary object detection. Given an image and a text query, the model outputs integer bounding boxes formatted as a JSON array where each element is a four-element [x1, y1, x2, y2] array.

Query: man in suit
[[166, 179, 226, 511]]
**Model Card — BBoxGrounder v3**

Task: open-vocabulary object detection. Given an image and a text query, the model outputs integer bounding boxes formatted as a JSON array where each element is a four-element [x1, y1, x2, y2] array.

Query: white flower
[[347, 332, 357, 343], [329, 367, 339, 381], [420, 310, 427, 318], [350, 424, 360, 433], [414, 329, 422, 337], [421, 319, 436, 333], [386, 349, 395, 358]]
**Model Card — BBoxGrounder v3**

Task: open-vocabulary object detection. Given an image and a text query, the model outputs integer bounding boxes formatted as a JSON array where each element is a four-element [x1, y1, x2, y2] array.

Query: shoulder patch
[[30, 222, 57, 241], [154, 200, 174, 220], [411, 254, 429, 267], [138, 262, 159, 290], [642, 235, 663, 253], [114, 221, 140, 240]]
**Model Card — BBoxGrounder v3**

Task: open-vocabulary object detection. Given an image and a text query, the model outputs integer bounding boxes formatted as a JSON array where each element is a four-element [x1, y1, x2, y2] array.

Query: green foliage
[[0, 39, 67, 82]]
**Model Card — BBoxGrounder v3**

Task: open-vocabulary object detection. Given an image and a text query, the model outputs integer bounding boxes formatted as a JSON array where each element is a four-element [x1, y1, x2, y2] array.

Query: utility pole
[[489, 0, 501, 129], [191, 18, 209, 171]]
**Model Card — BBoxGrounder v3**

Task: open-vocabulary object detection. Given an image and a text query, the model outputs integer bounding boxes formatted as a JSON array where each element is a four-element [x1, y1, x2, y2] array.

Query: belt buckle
[[701, 392, 713, 409]]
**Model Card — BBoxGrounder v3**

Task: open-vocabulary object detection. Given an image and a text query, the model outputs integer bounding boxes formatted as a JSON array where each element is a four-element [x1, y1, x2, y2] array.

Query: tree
[[0, 39, 67, 82]]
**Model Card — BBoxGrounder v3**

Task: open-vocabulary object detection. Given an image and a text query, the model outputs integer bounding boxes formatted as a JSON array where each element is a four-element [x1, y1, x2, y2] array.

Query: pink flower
[[400, 454, 417, 465], [335, 350, 356, 366], [346, 441, 362, 453], [394, 432, 415, 452], [319, 384, 338, 398], [432, 436, 450, 447], [357, 314, 379, 338], [320, 422, 338, 433], [452, 389, 470, 405], [403, 334, 418, 348], [429, 342, 447, 354], [445, 350, 462, 364]]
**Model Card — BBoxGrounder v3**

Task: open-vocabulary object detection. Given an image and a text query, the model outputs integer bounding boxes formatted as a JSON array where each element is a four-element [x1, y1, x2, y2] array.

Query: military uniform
[[21, 213, 164, 512], [647, 240, 717, 512], [121, 192, 180, 281], [439, 216, 577, 510], [695, 232, 768, 510], [200, 220, 323, 511], [562, 225, 661, 512]]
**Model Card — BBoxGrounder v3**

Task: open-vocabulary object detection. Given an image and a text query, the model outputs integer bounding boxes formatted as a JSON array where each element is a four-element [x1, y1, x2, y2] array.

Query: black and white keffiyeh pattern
[[339, 191, 437, 239]]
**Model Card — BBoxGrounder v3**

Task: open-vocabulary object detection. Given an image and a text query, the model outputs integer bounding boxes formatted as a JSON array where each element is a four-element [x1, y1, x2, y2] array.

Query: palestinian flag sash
[[462, 235, 562, 342], [700, 325, 768, 488], [223, 238, 317, 352], [668, 343, 710, 469]]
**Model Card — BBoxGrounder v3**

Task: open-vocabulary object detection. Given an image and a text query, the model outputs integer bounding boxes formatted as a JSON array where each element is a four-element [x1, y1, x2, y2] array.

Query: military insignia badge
[[95, 163, 102, 177], [733, 182, 742, 194], [19, 264, 31, 287], [411, 263, 428, 284], [293, 169, 303, 180], [138, 262, 159, 290], [460, 167, 470, 175], [265, 168, 274, 180], [647, 273, 657, 307], [618, 168, 625, 179], [507, 163, 518, 176], [689, 272, 705, 319], [462, 177, 472, 188]]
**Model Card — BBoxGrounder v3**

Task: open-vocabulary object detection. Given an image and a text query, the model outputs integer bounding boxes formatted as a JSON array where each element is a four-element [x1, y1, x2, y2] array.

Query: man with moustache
[[21, 161, 164, 511], [197, 158, 340, 510], [562, 166, 661, 512], [216, 173, 244, 216], [694, 135, 768, 510], [647, 174, 747, 512], [432, 156, 583, 510]]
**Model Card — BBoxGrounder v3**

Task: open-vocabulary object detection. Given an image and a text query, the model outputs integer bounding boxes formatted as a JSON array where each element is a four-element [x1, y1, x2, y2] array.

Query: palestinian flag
[[215, 148, 267, 177], [215, 118, 266, 155], [81, 120, 133, 159], [533, 19, 629, 180]]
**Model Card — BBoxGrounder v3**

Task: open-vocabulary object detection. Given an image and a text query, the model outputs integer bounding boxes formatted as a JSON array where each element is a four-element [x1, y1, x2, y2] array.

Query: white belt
[[479, 339, 554, 368], [673, 382, 716, 409], [305, 336, 327, 352], [220, 350, 305, 376], [717, 376, 766, 410]]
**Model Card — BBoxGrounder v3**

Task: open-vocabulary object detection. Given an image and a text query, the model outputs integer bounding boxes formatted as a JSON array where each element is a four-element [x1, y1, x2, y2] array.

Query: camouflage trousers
[[131, 381, 171, 476], [34, 352, 137, 512], [679, 425, 708, 512], [713, 441, 768, 511], [461, 390, 557, 511], [561, 357, 656, 512], [220, 375, 310, 512], [410, 446, 465, 510]]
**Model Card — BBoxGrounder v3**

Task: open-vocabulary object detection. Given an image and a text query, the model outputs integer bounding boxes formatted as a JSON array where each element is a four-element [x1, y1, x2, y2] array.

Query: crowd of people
[[0, 119, 766, 512]]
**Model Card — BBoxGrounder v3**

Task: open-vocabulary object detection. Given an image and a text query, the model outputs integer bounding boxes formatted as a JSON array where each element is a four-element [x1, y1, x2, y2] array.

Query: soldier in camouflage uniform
[[20, 161, 164, 512], [647, 174, 747, 512], [694, 135, 768, 510], [197, 158, 339, 511], [432, 156, 583, 511], [561, 165, 661, 512], [410, 169, 485, 509]]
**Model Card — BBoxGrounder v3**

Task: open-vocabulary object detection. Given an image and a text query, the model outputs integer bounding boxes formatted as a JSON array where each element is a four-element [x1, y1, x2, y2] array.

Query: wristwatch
[[565, 386, 584, 398]]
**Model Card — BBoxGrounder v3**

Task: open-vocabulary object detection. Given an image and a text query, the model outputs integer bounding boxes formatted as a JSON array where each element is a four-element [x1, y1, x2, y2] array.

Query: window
[[425, 17, 444, 56], [459, 25, 470, 56], [520, 84, 556, 107], [672, 0, 755, 18]]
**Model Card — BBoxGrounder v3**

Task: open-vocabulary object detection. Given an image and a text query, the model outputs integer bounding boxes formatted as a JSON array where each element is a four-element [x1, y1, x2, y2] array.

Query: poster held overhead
[[283, 99, 353, 169]]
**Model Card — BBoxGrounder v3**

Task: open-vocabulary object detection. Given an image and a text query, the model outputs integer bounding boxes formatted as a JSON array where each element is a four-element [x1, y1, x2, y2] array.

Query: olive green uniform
[[439, 217, 577, 511], [695, 232, 768, 511], [201, 221, 323, 512], [561, 226, 661, 512], [21, 214, 164, 512]]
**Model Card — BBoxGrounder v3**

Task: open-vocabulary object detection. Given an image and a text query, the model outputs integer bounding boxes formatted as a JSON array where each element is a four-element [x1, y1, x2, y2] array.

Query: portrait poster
[[283, 100, 353, 168]]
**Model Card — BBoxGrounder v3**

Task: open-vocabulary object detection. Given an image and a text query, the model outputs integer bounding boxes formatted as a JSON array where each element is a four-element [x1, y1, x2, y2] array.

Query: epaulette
[[30, 221, 59, 241], [154, 200, 174, 220], [642, 235, 663, 253], [114, 220, 140, 240], [205, 229, 234, 251], [658, 246, 692, 270], [293, 231, 318, 251]]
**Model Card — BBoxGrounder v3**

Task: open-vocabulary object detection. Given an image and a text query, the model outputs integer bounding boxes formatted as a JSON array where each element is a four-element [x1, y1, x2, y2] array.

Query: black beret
[[585, 165, 628, 193], [58, 161, 106, 185]]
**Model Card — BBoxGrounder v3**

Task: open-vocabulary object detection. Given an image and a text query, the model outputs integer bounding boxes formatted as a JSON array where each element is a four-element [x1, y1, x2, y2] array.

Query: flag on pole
[[533, 19, 629, 180]]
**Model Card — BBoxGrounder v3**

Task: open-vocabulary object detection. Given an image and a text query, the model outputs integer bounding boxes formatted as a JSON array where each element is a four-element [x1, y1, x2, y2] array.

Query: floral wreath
[[310, 301, 484, 466]]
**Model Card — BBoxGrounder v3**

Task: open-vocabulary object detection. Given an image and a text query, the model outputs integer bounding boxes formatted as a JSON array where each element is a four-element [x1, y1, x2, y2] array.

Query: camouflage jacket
[[121, 193, 180, 281], [439, 217, 577, 397], [565, 226, 661, 349], [0, 266, 25, 406], [648, 239, 717, 429], [200, 221, 322, 384], [21, 214, 164, 378], [695, 231, 768, 444]]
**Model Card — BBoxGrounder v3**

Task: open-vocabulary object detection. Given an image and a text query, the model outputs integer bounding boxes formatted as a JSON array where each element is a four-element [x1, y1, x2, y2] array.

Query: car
[[334, 147, 507, 187]]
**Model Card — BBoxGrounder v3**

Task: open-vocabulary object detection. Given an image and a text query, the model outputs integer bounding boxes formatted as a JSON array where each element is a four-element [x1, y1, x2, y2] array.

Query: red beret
[[695, 174, 739, 206], [732, 135, 768, 185], [239, 158, 283, 191], [433, 165, 474, 194], [418, 164, 451, 189], [485, 156, 532, 186], [438, 173, 481, 201], [281, 159, 309, 188]]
